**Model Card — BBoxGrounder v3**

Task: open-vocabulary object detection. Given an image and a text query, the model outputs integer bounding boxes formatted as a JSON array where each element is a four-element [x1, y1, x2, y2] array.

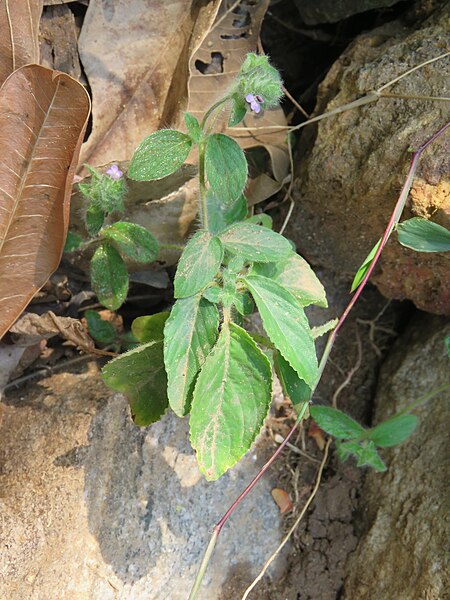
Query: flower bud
[[234, 53, 283, 111]]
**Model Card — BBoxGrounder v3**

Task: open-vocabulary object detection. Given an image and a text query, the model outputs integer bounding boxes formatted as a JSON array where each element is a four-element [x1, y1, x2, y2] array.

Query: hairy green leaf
[[205, 133, 247, 205], [129, 129, 192, 181], [310, 405, 365, 439], [243, 275, 318, 386], [203, 285, 222, 304], [64, 231, 84, 253], [368, 414, 418, 447], [184, 112, 202, 144], [190, 322, 272, 480], [397, 217, 450, 252], [221, 223, 291, 263], [101, 222, 159, 263], [274, 351, 312, 412], [336, 440, 386, 472], [86, 203, 105, 236], [174, 231, 223, 298], [90, 243, 128, 310], [102, 340, 168, 426], [228, 95, 247, 127], [232, 291, 254, 316], [164, 296, 219, 417], [251, 253, 327, 307], [85, 310, 117, 345], [351, 238, 381, 293], [132, 312, 169, 343], [207, 192, 247, 235]]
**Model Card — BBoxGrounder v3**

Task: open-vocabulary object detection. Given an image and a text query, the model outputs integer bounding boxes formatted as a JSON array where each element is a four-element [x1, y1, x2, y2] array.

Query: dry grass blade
[[0, 64, 90, 339], [0, 0, 43, 86]]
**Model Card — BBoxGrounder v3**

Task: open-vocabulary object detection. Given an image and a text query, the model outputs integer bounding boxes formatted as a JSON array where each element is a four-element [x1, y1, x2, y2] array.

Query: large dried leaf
[[0, 65, 90, 339], [0, 0, 43, 86], [77, 0, 207, 169]]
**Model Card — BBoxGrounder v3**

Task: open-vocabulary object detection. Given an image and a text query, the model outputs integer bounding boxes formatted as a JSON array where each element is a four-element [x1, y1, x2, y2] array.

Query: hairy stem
[[198, 141, 208, 229], [187, 120, 450, 599]]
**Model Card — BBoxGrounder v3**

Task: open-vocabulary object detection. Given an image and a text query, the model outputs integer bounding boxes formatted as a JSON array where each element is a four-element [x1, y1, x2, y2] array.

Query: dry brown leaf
[[0, 65, 90, 340], [0, 0, 43, 86], [271, 488, 293, 514], [77, 0, 207, 170], [308, 421, 326, 451], [10, 311, 97, 354], [70, 163, 199, 267]]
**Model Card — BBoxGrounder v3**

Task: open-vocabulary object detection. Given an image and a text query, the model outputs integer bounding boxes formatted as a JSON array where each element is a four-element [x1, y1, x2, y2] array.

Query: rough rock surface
[[287, 5, 450, 314], [0, 370, 285, 600], [342, 315, 450, 599]]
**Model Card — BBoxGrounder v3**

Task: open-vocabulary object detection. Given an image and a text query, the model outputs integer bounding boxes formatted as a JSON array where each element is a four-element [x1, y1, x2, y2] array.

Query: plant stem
[[198, 141, 208, 229], [159, 242, 185, 251], [200, 96, 230, 130], [187, 120, 450, 599]]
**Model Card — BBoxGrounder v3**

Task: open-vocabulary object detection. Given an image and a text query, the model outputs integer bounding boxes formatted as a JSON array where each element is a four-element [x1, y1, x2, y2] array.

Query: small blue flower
[[106, 164, 123, 180], [245, 93, 264, 114]]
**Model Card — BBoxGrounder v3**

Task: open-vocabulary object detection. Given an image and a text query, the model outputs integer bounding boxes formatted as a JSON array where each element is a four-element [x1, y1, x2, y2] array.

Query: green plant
[[96, 53, 441, 483], [64, 164, 159, 310], [101, 54, 330, 480]]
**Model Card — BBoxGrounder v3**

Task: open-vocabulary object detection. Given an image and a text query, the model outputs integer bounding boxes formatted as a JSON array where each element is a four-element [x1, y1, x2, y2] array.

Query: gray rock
[[287, 5, 450, 314], [342, 315, 450, 599], [0, 371, 285, 599]]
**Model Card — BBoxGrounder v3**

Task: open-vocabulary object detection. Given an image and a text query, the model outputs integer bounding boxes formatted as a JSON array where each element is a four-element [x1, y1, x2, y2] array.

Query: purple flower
[[106, 164, 123, 180], [245, 93, 264, 114]]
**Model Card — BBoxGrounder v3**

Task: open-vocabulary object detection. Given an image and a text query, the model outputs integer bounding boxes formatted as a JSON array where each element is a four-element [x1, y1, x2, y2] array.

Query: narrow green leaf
[[184, 112, 202, 144], [132, 312, 170, 343], [174, 231, 223, 298], [312, 319, 338, 339], [243, 275, 318, 386], [90, 243, 129, 310], [397, 217, 450, 252], [86, 203, 105, 236], [207, 191, 248, 235], [64, 231, 84, 253], [228, 96, 247, 127], [251, 252, 327, 307], [310, 405, 365, 439], [85, 310, 117, 345], [368, 414, 418, 447], [102, 340, 168, 426], [101, 222, 159, 263], [336, 440, 386, 472], [129, 129, 192, 181], [190, 322, 272, 480], [164, 296, 219, 417], [351, 238, 381, 293], [274, 351, 312, 413], [221, 223, 292, 263], [205, 133, 247, 205]]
